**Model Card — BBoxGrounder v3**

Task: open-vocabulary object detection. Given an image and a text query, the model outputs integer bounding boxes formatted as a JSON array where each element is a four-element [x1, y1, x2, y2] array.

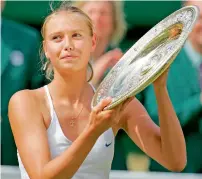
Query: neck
[[92, 37, 110, 60], [49, 70, 88, 105]]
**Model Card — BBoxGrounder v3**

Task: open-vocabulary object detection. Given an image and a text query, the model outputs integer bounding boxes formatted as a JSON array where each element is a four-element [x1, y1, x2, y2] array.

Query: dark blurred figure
[[143, 0, 202, 173], [1, 1, 45, 165]]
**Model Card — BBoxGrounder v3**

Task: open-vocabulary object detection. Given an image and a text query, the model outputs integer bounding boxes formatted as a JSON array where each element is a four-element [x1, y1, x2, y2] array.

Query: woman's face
[[82, 1, 114, 40], [43, 11, 96, 73]]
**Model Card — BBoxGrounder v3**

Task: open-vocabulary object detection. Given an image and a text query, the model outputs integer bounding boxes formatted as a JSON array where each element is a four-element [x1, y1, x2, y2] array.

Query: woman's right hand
[[87, 97, 115, 137], [87, 97, 133, 137]]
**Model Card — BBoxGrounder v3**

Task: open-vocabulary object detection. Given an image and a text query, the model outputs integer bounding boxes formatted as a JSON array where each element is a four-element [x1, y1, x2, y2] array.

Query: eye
[[52, 35, 62, 41], [72, 33, 82, 38]]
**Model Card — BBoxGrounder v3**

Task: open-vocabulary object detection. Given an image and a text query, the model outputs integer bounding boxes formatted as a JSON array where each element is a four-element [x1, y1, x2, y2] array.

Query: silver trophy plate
[[91, 5, 199, 110]]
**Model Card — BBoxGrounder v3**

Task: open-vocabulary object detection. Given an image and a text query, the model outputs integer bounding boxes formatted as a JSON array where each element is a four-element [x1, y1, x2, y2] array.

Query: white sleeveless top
[[17, 84, 115, 179]]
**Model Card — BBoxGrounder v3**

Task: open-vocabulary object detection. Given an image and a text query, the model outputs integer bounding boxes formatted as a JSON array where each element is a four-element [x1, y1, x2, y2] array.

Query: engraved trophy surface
[[91, 6, 200, 110]]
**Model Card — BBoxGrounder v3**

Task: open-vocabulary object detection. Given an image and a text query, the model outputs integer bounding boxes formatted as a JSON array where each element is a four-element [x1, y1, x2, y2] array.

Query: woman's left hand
[[153, 67, 170, 89]]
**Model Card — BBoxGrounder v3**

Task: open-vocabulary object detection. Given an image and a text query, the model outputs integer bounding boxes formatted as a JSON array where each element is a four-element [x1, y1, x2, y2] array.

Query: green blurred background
[[2, 1, 181, 35]]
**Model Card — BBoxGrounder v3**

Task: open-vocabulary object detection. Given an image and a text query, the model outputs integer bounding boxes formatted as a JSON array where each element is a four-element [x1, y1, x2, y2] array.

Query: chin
[[61, 64, 75, 71]]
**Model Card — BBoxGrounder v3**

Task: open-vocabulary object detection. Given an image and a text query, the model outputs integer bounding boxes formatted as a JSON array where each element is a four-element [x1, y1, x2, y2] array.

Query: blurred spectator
[[143, 0, 202, 173], [1, 1, 45, 165], [73, 1, 128, 170]]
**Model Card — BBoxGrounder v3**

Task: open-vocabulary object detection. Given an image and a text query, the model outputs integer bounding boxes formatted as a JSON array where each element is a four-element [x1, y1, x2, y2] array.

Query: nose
[[64, 36, 74, 51]]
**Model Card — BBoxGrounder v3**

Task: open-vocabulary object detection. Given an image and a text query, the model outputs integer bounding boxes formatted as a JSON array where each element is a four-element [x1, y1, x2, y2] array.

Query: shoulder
[[8, 87, 45, 119], [9, 89, 36, 104], [9, 90, 34, 114]]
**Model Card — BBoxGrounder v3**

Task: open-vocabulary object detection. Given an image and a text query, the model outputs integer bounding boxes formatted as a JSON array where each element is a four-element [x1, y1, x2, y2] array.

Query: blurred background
[[1, 0, 202, 178], [2, 1, 182, 48]]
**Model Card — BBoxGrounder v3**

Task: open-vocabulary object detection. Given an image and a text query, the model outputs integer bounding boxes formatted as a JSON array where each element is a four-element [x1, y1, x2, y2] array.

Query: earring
[[87, 62, 94, 82], [43, 60, 50, 71]]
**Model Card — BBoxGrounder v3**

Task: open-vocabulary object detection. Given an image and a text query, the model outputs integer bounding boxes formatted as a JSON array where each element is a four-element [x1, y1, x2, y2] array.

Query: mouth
[[60, 55, 78, 60]]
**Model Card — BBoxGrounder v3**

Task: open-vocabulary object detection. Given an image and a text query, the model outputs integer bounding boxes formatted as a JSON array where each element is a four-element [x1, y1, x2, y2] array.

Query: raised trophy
[[91, 5, 200, 110]]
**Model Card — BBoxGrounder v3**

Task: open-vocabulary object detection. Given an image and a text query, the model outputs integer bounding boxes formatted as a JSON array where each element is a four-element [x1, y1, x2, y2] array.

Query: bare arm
[[9, 91, 115, 179], [121, 71, 186, 172], [153, 86, 186, 170]]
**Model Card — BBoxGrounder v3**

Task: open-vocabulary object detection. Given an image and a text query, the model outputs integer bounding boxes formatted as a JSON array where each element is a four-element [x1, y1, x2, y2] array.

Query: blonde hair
[[40, 1, 94, 81], [73, 1, 127, 47]]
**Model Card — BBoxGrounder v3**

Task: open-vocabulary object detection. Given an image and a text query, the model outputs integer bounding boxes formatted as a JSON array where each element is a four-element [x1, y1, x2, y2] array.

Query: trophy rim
[[91, 5, 200, 110]]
